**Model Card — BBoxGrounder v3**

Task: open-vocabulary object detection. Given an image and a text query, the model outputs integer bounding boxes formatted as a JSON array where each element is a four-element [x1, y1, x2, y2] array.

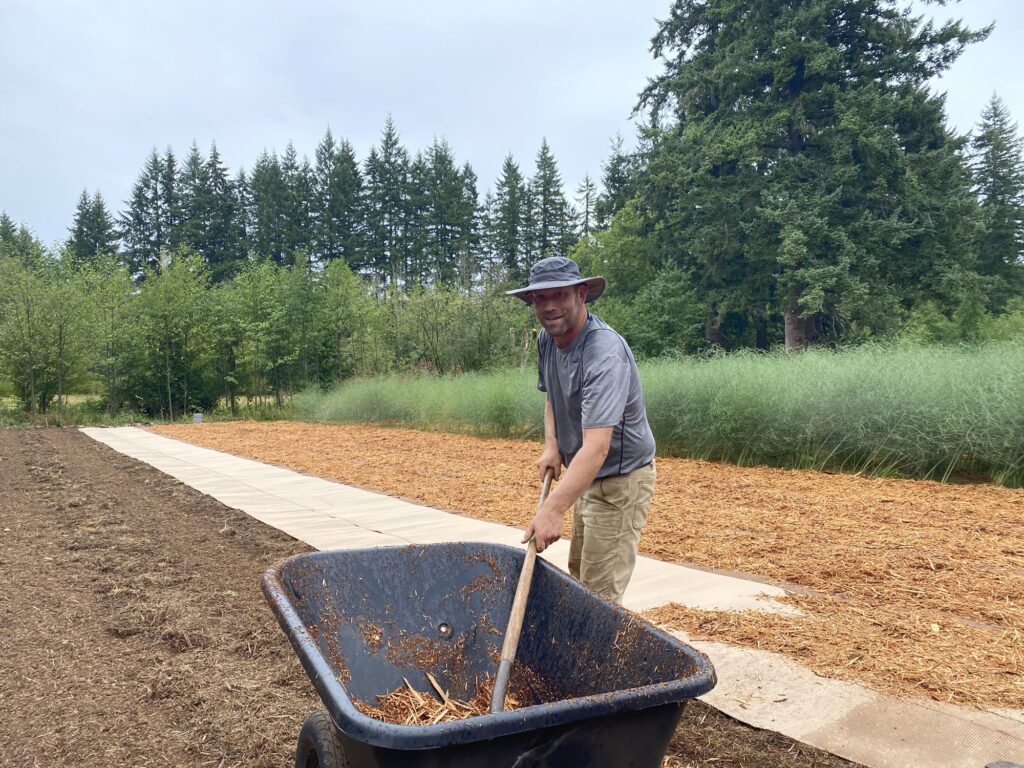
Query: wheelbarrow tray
[[263, 542, 716, 768]]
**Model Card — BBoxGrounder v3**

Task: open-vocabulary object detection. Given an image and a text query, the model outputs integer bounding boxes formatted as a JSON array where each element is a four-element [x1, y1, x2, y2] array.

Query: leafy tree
[[82, 255, 136, 413], [970, 93, 1024, 307], [67, 190, 119, 266], [638, 0, 988, 349], [129, 250, 214, 417], [0, 248, 93, 416], [0, 253, 50, 411]]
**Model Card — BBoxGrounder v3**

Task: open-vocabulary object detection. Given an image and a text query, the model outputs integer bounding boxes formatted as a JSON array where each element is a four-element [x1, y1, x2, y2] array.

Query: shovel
[[489, 468, 554, 713]]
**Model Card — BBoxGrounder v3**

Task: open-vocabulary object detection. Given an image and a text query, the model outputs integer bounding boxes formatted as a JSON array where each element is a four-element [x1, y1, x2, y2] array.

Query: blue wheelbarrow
[[262, 542, 717, 768]]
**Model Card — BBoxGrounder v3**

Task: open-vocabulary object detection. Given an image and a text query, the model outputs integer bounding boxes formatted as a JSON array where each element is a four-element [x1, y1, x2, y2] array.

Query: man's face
[[531, 284, 587, 341]]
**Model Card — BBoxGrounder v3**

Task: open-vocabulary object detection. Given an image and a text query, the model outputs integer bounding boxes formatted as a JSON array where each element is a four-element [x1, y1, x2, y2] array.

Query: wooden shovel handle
[[489, 469, 554, 713]]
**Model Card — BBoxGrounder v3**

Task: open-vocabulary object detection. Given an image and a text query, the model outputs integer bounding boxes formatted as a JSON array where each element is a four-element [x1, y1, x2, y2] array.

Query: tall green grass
[[292, 368, 545, 439], [294, 343, 1024, 486]]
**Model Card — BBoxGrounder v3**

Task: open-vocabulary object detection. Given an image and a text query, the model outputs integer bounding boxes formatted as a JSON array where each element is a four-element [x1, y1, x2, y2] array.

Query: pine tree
[[595, 134, 636, 229], [486, 154, 529, 283], [67, 190, 118, 266], [177, 142, 214, 257], [638, 0, 988, 349], [281, 142, 315, 264], [247, 151, 288, 264], [423, 138, 468, 285], [530, 139, 573, 260], [119, 149, 165, 277], [970, 93, 1024, 306], [457, 161, 482, 289], [160, 147, 181, 254], [576, 174, 598, 239], [313, 129, 365, 268], [363, 118, 410, 288], [205, 142, 244, 281], [405, 151, 432, 288]]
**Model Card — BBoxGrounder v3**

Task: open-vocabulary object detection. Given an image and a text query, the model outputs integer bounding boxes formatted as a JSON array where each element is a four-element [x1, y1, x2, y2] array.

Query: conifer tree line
[[3, 0, 1024, 420], [71, 118, 591, 289]]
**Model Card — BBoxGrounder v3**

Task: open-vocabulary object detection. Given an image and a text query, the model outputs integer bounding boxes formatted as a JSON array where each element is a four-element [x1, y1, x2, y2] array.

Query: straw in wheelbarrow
[[356, 673, 521, 725], [489, 468, 554, 713]]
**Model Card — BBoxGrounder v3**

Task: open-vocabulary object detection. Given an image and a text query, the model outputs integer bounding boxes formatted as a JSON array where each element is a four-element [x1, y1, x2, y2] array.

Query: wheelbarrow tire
[[295, 710, 351, 768]]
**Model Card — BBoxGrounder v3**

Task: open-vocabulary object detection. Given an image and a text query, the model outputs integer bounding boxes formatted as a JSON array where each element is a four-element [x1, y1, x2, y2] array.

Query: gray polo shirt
[[537, 313, 656, 478]]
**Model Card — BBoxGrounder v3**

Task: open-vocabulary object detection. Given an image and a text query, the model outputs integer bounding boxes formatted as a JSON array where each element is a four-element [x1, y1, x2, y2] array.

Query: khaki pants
[[567, 461, 656, 603]]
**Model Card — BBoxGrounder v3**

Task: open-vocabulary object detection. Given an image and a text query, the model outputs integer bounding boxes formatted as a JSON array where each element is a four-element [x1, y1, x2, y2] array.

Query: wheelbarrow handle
[[489, 468, 554, 713]]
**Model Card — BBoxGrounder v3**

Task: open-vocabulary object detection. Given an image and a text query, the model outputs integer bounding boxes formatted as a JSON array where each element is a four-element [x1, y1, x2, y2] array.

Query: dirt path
[[155, 421, 1024, 710], [0, 428, 857, 767]]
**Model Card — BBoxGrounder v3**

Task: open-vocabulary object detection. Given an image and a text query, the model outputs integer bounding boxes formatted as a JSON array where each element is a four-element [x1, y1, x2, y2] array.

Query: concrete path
[[82, 426, 1024, 768]]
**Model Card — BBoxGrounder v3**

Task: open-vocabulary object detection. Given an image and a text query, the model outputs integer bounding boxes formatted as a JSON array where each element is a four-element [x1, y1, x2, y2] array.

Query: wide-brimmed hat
[[506, 256, 606, 304]]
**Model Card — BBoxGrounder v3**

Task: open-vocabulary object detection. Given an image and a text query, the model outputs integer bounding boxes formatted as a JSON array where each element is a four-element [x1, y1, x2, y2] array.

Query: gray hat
[[506, 256, 606, 305]]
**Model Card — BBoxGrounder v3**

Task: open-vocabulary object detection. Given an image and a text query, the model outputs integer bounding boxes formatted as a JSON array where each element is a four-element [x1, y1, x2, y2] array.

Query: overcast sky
[[1, 0, 1022, 247]]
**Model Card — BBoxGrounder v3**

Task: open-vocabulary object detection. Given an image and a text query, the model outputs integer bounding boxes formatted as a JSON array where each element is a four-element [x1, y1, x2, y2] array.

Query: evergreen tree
[[457, 161, 482, 289], [0, 212, 16, 248], [530, 139, 573, 259], [205, 142, 244, 281], [595, 134, 637, 229], [247, 151, 289, 264], [281, 142, 315, 264], [119, 149, 165, 277], [576, 174, 598, 239], [363, 118, 410, 288], [422, 138, 472, 285], [405, 151, 432, 288], [67, 190, 118, 266], [160, 147, 181, 253], [486, 154, 529, 283], [970, 93, 1024, 307], [234, 167, 252, 257], [638, 0, 988, 349], [176, 142, 214, 258], [313, 129, 365, 268]]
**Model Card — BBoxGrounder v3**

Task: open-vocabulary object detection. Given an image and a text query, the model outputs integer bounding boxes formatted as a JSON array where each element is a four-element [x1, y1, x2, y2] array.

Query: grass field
[[293, 342, 1024, 486]]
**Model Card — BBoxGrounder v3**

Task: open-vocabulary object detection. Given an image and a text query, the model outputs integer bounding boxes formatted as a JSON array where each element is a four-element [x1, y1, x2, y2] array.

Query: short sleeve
[[536, 335, 547, 393], [580, 339, 630, 429]]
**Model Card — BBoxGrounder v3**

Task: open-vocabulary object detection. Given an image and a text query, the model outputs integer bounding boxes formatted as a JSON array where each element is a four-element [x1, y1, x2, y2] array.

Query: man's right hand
[[522, 507, 564, 553], [537, 449, 561, 481]]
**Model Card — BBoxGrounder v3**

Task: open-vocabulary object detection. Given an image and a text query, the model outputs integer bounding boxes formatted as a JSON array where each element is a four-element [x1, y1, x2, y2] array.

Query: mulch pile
[[157, 420, 1024, 710]]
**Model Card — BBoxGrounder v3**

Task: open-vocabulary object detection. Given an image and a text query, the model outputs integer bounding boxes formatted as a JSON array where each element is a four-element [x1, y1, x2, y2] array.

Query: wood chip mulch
[[155, 421, 1024, 710]]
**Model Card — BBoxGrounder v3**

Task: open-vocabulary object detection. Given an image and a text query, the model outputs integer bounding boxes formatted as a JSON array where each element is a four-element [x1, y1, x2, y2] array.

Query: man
[[507, 256, 656, 603]]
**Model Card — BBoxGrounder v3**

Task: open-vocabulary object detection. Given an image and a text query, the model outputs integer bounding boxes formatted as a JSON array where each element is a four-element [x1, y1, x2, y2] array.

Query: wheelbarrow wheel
[[295, 710, 351, 768]]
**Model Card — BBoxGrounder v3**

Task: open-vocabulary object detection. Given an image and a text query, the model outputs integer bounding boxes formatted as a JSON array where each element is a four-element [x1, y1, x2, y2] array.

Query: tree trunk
[[754, 311, 769, 350], [705, 309, 726, 347], [784, 297, 806, 351], [56, 326, 65, 426]]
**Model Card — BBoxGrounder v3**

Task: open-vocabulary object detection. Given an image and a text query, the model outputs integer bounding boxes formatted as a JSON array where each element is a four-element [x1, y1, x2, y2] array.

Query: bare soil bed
[[1, 428, 857, 768], [157, 421, 1024, 710]]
